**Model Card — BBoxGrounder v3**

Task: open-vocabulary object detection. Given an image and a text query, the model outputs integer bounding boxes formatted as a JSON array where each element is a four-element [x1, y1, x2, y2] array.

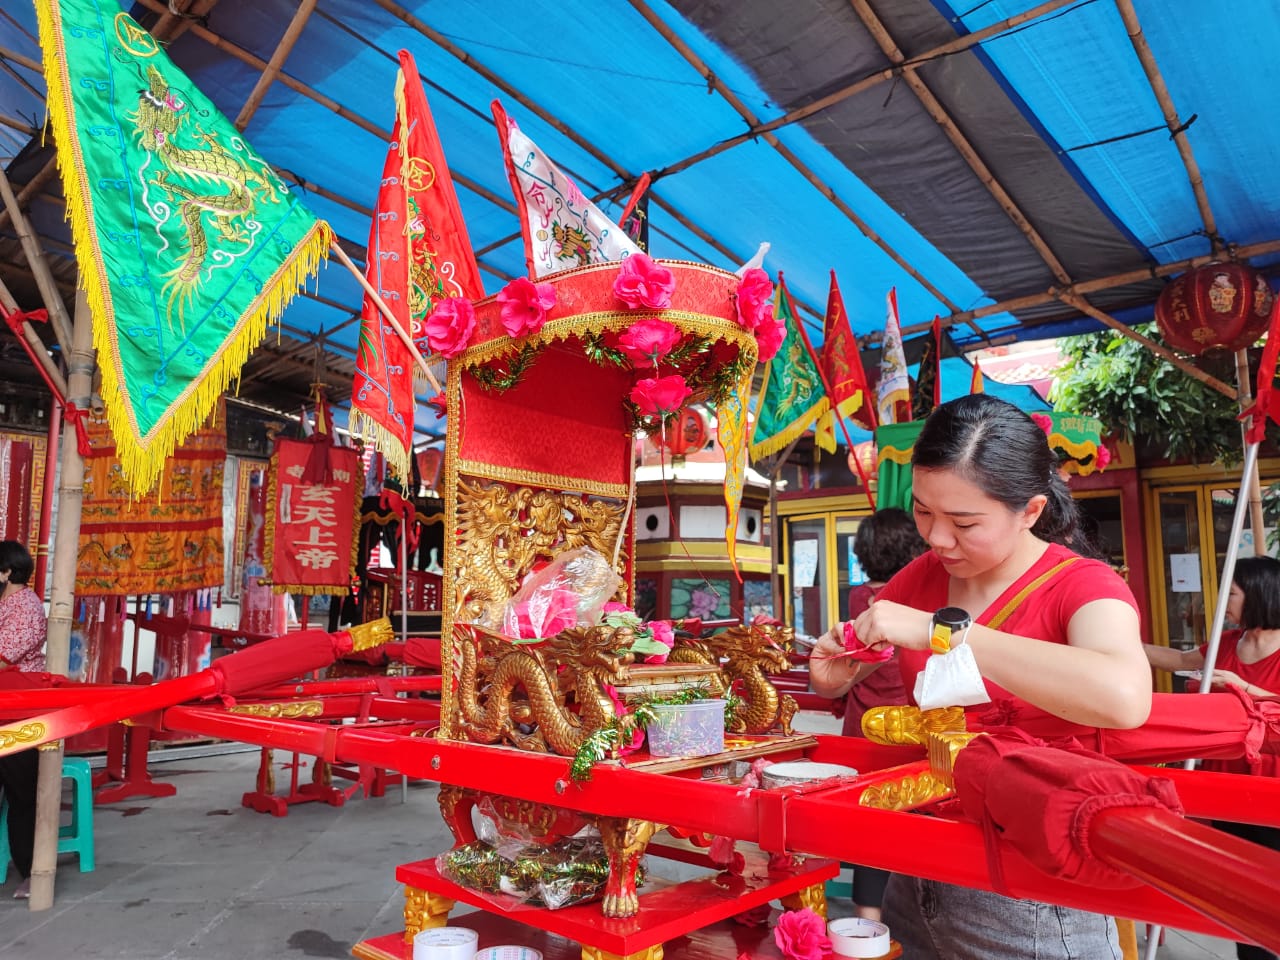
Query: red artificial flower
[[843, 621, 894, 663], [602, 601, 632, 615], [1030, 412, 1053, 436], [618, 319, 682, 367], [1095, 444, 1112, 470], [755, 315, 785, 362], [630, 374, 692, 419], [614, 253, 676, 310], [773, 908, 832, 960], [497, 277, 556, 338], [423, 296, 477, 358], [735, 268, 775, 330], [644, 619, 676, 664], [510, 587, 578, 639], [426, 393, 447, 420]]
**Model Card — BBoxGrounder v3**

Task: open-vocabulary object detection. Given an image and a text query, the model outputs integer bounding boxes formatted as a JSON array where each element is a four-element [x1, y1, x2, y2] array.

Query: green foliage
[[1052, 323, 1241, 465]]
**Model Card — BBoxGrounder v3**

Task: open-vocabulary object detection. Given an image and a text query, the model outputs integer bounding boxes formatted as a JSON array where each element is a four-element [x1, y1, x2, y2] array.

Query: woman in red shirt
[[812, 395, 1150, 960], [1145, 555, 1280, 960]]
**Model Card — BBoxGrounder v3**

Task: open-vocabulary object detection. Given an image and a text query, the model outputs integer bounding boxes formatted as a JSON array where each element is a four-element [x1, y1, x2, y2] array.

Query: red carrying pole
[[1091, 806, 1280, 953]]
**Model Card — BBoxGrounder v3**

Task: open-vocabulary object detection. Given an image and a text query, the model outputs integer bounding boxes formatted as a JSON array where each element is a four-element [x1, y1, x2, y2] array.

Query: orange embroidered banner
[[264, 437, 361, 595], [77, 402, 226, 595]]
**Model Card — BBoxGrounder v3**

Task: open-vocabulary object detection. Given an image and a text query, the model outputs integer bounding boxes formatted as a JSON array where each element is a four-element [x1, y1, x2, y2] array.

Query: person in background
[[1144, 554, 1280, 960], [0, 540, 47, 900], [811, 508, 926, 921], [812, 395, 1150, 960]]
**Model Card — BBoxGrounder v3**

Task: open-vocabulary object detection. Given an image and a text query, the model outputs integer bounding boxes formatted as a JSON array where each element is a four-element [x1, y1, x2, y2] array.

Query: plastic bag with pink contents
[[492, 547, 623, 640]]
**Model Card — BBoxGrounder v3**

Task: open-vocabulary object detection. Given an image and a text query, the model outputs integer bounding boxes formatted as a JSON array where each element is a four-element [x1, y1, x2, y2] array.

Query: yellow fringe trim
[[348, 617, 393, 652], [348, 409, 412, 484], [37, 2, 332, 497]]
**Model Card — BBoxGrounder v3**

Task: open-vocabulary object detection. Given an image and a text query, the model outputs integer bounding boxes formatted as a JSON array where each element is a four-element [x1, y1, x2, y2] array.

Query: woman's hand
[[808, 625, 854, 698], [852, 599, 934, 653], [1208, 668, 1248, 690]]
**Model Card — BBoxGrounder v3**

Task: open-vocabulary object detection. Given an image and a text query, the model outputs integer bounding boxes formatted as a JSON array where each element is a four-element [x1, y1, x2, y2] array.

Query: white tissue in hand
[[913, 643, 991, 710]]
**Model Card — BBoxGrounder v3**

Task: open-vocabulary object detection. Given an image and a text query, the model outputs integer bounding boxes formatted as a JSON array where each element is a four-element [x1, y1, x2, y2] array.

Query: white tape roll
[[828, 917, 891, 958], [413, 927, 479, 960]]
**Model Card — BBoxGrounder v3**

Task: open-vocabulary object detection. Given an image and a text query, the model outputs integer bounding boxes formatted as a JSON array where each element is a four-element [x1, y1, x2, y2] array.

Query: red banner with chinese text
[[264, 437, 361, 595]]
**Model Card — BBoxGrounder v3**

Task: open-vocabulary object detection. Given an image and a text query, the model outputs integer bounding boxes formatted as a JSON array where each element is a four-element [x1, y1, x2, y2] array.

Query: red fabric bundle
[[953, 732, 1184, 890], [209, 629, 344, 697], [968, 687, 1280, 765]]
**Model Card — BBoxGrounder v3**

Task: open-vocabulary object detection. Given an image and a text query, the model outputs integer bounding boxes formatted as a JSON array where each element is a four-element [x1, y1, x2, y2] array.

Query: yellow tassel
[[347, 410, 412, 483], [347, 617, 393, 652]]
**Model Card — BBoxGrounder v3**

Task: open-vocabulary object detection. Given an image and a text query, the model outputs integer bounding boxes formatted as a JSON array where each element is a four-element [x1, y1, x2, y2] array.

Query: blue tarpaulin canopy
[[1, 0, 1275, 436]]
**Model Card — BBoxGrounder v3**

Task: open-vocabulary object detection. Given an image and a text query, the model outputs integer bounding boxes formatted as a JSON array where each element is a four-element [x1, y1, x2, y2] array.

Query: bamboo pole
[[651, 0, 1078, 181], [927, 237, 1280, 339], [631, 0, 963, 319], [0, 42, 42, 73], [234, 0, 317, 131], [0, 113, 38, 137], [1114, 0, 1219, 250], [0, 157, 58, 232], [29, 287, 94, 912], [0, 166, 73, 353], [848, 0, 1072, 286], [1052, 288, 1235, 399], [327, 241, 443, 395]]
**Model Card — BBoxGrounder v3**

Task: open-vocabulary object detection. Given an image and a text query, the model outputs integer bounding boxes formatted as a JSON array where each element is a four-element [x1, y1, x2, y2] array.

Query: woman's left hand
[[1208, 668, 1247, 690], [852, 599, 934, 653]]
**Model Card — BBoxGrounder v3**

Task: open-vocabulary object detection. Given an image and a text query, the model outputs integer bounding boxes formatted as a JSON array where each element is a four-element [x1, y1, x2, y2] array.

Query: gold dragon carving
[[452, 477, 625, 627], [667, 622, 798, 735], [861, 704, 968, 746]]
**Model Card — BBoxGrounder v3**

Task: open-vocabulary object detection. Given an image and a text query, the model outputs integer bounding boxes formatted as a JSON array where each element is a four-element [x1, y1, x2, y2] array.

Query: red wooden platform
[[361, 848, 837, 959]]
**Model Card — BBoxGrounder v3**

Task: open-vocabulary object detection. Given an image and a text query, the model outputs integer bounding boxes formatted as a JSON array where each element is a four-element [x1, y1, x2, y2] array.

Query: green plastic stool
[[0, 756, 96, 883]]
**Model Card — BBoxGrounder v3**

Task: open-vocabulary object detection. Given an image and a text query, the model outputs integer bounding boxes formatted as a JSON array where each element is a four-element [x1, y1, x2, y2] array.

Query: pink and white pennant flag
[[492, 100, 640, 279]]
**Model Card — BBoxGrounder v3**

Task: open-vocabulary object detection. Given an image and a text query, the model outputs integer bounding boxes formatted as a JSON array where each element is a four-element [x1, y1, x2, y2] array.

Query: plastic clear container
[[645, 699, 725, 758]]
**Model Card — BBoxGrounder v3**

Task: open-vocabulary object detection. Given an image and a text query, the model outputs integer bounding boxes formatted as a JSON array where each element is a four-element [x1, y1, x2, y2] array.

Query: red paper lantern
[[658, 405, 709, 456], [848, 440, 877, 490], [1155, 262, 1274, 355]]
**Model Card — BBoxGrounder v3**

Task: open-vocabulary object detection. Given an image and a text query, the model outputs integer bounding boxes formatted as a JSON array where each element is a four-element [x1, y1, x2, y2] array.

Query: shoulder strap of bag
[[985, 556, 1080, 631]]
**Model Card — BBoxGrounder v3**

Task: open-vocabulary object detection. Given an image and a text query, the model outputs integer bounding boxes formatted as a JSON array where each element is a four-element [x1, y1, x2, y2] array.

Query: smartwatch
[[930, 607, 972, 654]]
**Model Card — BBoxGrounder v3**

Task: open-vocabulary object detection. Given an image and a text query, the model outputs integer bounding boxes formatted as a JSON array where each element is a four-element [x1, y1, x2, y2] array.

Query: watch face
[[935, 606, 971, 627]]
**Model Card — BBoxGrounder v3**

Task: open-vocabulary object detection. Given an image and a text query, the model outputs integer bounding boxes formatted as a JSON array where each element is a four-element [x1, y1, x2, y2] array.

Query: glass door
[[1152, 487, 1210, 655], [786, 517, 829, 645]]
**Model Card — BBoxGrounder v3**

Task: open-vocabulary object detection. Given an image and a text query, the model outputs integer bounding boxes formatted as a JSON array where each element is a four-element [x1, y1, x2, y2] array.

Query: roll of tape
[[828, 918, 891, 958], [413, 927, 478, 960]]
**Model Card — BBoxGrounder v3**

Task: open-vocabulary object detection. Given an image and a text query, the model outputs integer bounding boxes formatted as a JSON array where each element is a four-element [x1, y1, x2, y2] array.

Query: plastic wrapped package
[[437, 836, 644, 910], [480, 547, 623, 639]]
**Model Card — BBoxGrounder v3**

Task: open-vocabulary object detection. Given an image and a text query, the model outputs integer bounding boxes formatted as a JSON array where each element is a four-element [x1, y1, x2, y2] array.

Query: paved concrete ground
[[0, 746, 1244, 960]]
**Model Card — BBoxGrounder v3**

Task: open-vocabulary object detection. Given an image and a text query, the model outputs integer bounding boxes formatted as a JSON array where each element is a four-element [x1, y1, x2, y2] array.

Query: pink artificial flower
[[497, 277, 556, 338], [422, 297, 477, 358], [630, 374, 692, 419], [614, 253, 676, 310], [1095, 444, 1112, 470], [644, 620, 676, 664], [773, 908, 832, 960], [1030, 412, 1053, 436], [426, 392, 447, 420], [602, 602, 632, 615], [755, 316, 785, 362], [843, 621, 894, 663], [735, 268, 775, 330], [618, 319, 682, 367]]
